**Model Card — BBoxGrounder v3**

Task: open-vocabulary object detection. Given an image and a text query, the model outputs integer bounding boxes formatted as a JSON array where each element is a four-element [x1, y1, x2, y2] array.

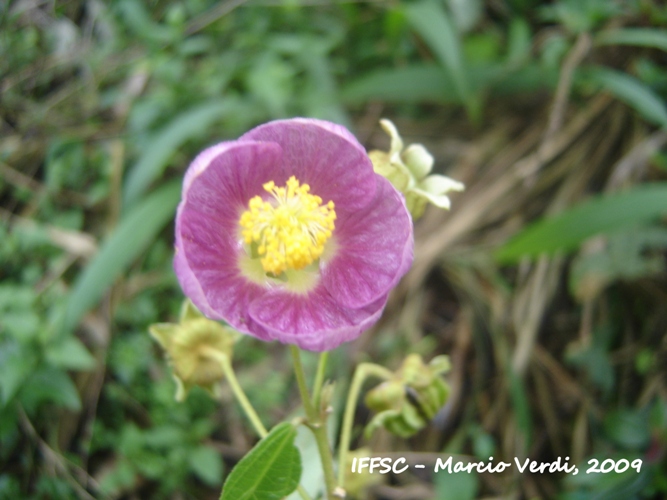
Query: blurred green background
[[1, 0, 666, 498]]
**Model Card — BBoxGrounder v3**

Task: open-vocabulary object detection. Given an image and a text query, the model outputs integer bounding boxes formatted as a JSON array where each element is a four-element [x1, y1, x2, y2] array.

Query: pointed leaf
[[220, 422, 301, 500], [585, 67, 667, 128], [496, 183, 667, 262], [0, 342, 36, 406], [446, 0, 483, 33], [342, 65, 453, 104], [286, 425, 323, 500], [506, 18, 532, 65], [596, 28, 667, 52], [60, 182, 181, 335], [45, 336, 96, 371], [189, 445, 223, 486], [404, 1, 470, 106], [19, 367, 81, 412], [123, 101, 229, 208]]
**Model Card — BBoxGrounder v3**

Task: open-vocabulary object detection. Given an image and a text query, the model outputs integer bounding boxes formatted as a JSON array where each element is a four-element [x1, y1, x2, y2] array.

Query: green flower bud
[[364, 354, 450, 438], [149, 300, 239, 401], [369, 119, 464, 219]]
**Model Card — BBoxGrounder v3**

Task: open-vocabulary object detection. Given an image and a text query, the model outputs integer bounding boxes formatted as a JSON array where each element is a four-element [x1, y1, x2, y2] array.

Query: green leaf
[[117, 0, 178, 44], [446, 0, 483, 33], [342, 65, 454, 104], [60, 182, 181, 335], [596, 28, 667, 52], [506, 18, 532, 65], [123, 101, 229, 208], [133, 450, 167, 479], [404, 1, 471, 108], [286, 425, 323, 500], [246, 53, 295, 118], [434, 468, 479, 500], [585, 67, 667, 128], [495, 183, 667, 263], [566, 342, 615, 396], [189, 445, 223, 487], [19, 367, 81, 412], [569, 226, 667, 300], [1, 311, 40, 341], [220, 422, 301, 500], [98, 458, 136, 496], [142, 425, 184, 448], [603, 409, 651, 450], [0, 342, 37, 406], [45, 336, 96, 371]]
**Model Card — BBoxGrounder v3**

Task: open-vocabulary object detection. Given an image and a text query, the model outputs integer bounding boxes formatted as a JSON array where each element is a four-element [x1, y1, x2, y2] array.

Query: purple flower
[[174, 118, 413, 352]]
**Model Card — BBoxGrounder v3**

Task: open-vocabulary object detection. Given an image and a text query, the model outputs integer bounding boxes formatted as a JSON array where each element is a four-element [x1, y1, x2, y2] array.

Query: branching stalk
[[207, 347, 312, 500], [290, 345, 338, 499], [337, 363, 393, 488]]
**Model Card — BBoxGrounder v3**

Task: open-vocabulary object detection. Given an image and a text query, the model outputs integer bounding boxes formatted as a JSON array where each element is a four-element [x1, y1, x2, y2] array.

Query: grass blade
[[495, 183, 667, 263], [596, 28, 667, 52], [585, 67, 667, 129], [123, 101, 229, 208], [404, 1, 471, 109], [342, 64, 453, 104], [60, 181, 181, 335]]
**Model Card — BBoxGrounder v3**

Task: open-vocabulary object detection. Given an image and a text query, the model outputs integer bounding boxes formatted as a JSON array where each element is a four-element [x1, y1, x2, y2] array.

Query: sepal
[[369, 119, 464, 219], [364, 354, 450, 438], [149, 299, 240, 401]]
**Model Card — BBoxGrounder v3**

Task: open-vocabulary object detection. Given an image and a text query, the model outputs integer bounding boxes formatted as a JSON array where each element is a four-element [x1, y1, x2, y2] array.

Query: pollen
[[239, 176, 336, 275]]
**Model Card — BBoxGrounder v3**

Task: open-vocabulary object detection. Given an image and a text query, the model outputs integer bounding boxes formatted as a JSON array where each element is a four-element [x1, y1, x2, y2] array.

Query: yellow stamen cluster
[[239, 176, 336, 275]]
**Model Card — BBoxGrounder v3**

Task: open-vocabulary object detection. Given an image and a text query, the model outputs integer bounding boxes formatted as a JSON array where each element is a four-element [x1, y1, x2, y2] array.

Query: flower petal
[[240, 118, 377, 213], [181, 140, 285, 231], [248, 287, 388, 351], [321, 176, 413, 309], [177, 203, 272, 341], [174, 227, 223, 322], [176, 141, 289, 340]]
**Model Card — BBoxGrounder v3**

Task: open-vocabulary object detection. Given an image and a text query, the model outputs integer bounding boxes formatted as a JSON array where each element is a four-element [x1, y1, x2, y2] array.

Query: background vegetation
[[1, 0, 666, 498]]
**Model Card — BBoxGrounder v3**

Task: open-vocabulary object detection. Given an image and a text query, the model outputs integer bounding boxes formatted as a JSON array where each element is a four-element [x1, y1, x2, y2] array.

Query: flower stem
[[290, 345, 338, 499], [207, 349, 268, 437], [337, 363, 393, 488], [209, 348, 313, 500], [312, 351, 329, 408]]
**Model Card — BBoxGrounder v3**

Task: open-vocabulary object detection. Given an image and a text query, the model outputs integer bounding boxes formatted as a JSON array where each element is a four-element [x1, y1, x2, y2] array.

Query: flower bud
[[369, 119, 464, 219], [364, 354, 450, 438], [149, 300, 239, 401]]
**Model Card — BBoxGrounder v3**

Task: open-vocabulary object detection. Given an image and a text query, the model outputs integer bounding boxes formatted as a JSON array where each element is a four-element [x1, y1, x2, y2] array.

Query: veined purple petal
[[176, 141, 284, 338], [177, 208, 273, 341], [173, 227, 222, 322], [248, 287, 388, 351], [182, 140, 285, 231], [240, 119, 377, 214], [321, 176, 413, 308]]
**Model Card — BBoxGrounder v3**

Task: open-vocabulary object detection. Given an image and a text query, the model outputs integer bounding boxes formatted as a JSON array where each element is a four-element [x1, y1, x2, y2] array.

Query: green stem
[[337, 363, 393, 488], [209, 349, 268, 438], [290, 345, 338, 499], [209, 348, 313, 500], [312, 351, 329, 409]]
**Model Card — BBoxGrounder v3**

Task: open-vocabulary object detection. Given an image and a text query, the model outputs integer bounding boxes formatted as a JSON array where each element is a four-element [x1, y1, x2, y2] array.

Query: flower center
[[239, 176, 336, 276]]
